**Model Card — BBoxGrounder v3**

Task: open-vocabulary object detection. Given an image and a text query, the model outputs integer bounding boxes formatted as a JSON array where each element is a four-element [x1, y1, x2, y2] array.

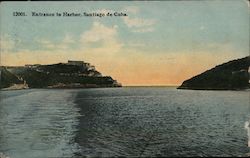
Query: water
[[0, 87, 250, 157], [0, 89, 81, 158]]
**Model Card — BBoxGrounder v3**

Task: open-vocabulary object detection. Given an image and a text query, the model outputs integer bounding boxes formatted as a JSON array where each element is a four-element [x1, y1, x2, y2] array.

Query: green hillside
[[5, 62, 121, 89], [178, 56, 250, 90]]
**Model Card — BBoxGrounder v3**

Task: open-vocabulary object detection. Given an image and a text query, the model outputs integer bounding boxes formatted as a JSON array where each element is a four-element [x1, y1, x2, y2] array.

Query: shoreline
[[177, 86, 250, 91], [0, 86, 122, 91], [1, 86, 250, 92], [1, 84, 29, 91]]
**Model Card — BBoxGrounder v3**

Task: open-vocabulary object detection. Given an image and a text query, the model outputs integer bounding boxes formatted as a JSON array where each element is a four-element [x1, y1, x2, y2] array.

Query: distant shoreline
[[124, 86, 178, 88], [177, 87, 250, 91], [2, 86, 250, 92], [1, 86, 174, 91], [1, 86, 123, 91]]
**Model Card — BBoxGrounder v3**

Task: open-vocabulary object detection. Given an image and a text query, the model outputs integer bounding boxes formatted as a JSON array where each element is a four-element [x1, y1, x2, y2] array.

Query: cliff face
[[178, 56, 250, 90], [2, 61, 121, 89], [0, 67, 24, 89]]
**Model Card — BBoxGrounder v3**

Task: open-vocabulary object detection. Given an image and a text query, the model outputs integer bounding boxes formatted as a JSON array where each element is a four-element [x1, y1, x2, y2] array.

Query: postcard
[[0, 1, 249, 157]]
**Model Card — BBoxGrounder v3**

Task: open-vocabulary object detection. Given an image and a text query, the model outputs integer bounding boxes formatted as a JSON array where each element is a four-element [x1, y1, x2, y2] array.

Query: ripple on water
[[0, 88, 250, 157], [0, 89, 81, 158], [74, 88, 250, 157]]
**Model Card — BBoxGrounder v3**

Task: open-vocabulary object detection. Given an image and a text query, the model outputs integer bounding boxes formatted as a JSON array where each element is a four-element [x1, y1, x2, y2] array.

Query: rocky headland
[[1, 60, 121, 90], [178, 56, 250, 90]]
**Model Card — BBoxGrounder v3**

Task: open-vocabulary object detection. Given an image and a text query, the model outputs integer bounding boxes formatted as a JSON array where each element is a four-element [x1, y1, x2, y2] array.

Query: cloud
[[94, 9, 114, 15], [62, 34, 74, 44], [36, 34, 75, 50], [132, 27, 154, 33], [3, 21, 124, 67], [38, 39, 56, 49], [122, 7, 156, 33], [81, 21, 118, 43], [0, 35, 17, 53], [80, 21, 123, 54], [123, 17, 156, 28], [2, 40, 244, 86], [127, 42, 146, 47], [124, 6, 139, 14]]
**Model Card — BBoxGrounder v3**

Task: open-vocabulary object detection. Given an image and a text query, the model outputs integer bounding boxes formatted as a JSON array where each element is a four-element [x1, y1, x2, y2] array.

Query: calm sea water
[[0, 87, 250, 157]]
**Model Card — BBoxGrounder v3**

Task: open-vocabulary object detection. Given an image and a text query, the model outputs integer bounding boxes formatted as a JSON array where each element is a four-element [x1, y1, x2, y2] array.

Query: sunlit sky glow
[[0, 1, 249, 86]]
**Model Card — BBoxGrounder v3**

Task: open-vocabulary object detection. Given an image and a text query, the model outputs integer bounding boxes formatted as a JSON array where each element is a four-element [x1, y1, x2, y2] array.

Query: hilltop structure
[[1, 60, 121, 90]]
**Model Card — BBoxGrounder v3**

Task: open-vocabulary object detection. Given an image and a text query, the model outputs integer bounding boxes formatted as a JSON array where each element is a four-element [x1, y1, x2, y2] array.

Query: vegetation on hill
[[0, 67, 23, 88], [178, 56, 250, 90], [3, 62, 121, 89]]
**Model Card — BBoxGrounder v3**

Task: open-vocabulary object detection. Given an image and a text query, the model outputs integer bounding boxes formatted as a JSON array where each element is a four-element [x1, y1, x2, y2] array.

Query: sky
[[0, 0, 249, 86]]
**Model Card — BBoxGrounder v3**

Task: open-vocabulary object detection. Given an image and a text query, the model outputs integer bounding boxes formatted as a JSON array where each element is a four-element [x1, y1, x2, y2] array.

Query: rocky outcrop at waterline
[[0, 66, 25, 89]]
